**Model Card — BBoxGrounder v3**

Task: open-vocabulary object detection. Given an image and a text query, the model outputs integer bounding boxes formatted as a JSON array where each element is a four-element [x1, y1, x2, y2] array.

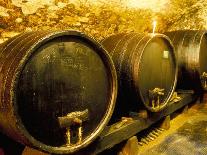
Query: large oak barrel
[[165, 30, 207, 93], [102, 33, 177, 116], [0, 31, 117, 154]]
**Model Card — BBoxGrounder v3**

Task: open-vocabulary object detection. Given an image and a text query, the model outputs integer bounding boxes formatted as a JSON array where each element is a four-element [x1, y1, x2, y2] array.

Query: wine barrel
[[165, 30, 207, 93], [102, 33, 177, 115], [0, 31, 117, 154]]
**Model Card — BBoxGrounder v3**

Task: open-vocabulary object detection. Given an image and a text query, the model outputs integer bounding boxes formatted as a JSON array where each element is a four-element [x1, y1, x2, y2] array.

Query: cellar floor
[[138, 101, 207, 155]]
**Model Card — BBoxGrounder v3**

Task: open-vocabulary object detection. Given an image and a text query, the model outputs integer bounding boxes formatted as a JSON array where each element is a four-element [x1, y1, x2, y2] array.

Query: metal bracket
[[201, 72, 207, 89], [58, 109, 89, 146], [149, 88, 165, 109]]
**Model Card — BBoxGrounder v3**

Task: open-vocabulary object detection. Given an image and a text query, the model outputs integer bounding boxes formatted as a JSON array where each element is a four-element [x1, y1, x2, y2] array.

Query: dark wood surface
[[75, 92, 196, 155], [165, 30, 207, 92], [102, 33, 177, 114], [17, 37, 113, 146], [0, 92, 196, 155], [0, 31, 117, 154]]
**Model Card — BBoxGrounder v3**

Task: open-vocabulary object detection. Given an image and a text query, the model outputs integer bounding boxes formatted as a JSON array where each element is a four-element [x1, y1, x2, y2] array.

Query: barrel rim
[[11, 30, 117, 154], [135, 33, 178, 112], [197, 31, 207, 71], [196, 30, 207, 91]]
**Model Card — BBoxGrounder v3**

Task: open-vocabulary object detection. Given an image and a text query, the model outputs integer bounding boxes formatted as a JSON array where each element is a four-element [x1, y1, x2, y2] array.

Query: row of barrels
[[0, 30, 206, 154]]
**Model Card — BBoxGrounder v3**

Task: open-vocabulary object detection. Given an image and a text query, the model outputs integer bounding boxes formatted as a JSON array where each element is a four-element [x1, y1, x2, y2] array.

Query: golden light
[[123, 0, 169, 12], [152, 20, 157, 35]]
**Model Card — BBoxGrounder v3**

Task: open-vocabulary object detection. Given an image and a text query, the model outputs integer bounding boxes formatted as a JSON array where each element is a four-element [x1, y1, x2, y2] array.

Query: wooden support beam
[[22, 147, 49, 155], [74, 93, 195, 155], [160, 115, 170, 130], [0, 92, 195, 155], [118, 136, 139, 155], [182, 105, 189, 114]]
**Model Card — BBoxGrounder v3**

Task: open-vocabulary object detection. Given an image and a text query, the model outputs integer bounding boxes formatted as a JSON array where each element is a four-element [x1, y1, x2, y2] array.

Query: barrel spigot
[[149, 88, 165, 109], [58, 109, 89, 146], [201, 72, 207, 89]]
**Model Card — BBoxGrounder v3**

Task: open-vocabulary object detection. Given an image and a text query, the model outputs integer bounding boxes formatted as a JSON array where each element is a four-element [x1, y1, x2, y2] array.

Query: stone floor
[[139, 102, 207, 155]]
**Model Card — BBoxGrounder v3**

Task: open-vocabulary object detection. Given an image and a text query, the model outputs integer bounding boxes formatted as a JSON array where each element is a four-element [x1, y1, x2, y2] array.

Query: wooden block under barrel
[[118, 136, 139, 155], [22, 147, 49, 155]]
